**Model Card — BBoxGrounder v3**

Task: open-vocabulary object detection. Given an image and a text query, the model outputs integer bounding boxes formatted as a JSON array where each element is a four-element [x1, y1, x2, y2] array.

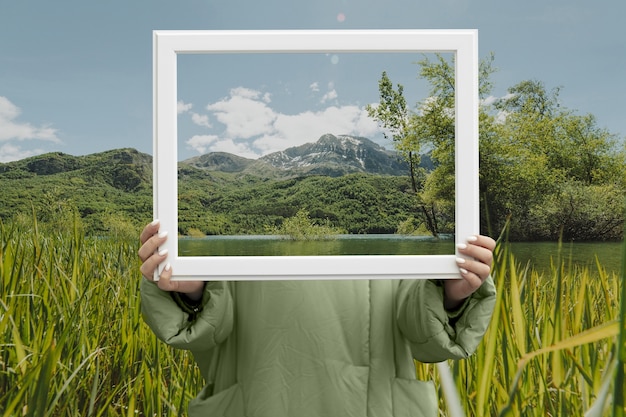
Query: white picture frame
[[153, 29, 479, 281]]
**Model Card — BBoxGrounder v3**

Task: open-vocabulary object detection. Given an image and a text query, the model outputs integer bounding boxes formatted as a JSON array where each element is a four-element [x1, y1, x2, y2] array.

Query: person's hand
[[443, 235, 496, 310], [138, 220, 205, 301]]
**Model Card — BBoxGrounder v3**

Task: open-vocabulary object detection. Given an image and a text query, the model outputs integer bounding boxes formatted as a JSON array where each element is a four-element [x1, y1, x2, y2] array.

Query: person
[[139, 219, 496, 417]]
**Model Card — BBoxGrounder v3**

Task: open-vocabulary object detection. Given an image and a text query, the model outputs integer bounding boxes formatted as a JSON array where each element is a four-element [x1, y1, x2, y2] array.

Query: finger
[[463, 245, 493, 267], [471, 235, 496, 251], [457, 256, 491, 280], [140, 219, 160, 245], [138, 230, 168, 262], [156, 263, 178, 292], [457, 236, 494, 267], [140, 248, 169, 280], [458, 266, 485, 289], [155, 266, 205, 297]]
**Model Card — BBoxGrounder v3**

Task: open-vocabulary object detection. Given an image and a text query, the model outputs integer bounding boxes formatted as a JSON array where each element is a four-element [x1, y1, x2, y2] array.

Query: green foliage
[[1, 215, 623, 416], [395, 216, 430, 235], [1, 64, 625, 243], [481, 78, 626, 240], [377, 54, 626, 241], [367, 69, 440, 236], [614, 204, 626, 415], [177, 172, 424, 236], [268, 208, 344, 240], [0, 217, 204, 416], [365, 71, 412, 150], [0, 149, 152, 237], [414, 235, 624, 416], [525, 181, 624, 241]]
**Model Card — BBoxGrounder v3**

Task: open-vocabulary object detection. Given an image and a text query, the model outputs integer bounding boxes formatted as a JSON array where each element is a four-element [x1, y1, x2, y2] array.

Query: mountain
[[1, 134, 414, 182], [181, 152, 253, 173], [181, 134, 410, 178], [0, 148, 152, 192], [0, 148, 154, 235], [0, 140, 429, 236]]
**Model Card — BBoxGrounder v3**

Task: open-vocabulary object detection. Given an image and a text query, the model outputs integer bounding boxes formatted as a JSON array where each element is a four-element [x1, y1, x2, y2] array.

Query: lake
[[179, 235, 624, 276], [508, 241, 623, 276]]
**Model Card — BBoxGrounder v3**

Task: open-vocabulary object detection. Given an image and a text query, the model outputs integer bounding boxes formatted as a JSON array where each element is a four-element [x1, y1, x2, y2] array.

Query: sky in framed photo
[[176, 51, 449, 159], [0, 0, 624, 162]]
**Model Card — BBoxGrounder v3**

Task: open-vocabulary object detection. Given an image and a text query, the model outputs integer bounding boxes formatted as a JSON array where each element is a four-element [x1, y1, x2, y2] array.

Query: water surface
[[179, 236, 623, 276]]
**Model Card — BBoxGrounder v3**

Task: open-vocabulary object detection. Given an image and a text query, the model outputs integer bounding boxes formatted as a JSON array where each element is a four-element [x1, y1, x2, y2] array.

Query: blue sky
[[0, 0, 624, 162]]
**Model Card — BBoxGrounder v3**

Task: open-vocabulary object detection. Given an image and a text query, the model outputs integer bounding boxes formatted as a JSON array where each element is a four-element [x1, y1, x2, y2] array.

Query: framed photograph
[[153, 29, 479, 280]]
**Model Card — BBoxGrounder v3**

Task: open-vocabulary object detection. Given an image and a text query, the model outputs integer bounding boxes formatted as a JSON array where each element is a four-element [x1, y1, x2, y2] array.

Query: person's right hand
[[138, 219, 205, 301]]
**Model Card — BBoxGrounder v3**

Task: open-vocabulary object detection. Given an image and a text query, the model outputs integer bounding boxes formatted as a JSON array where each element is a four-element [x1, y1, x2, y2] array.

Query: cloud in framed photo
[[183, 86, 386, 158]]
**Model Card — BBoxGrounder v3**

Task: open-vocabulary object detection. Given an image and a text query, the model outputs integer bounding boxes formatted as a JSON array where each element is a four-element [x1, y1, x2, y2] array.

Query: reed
[[0, 218, 204, 416], [421, 233, 624, 416], [1, 216, 624, 416]]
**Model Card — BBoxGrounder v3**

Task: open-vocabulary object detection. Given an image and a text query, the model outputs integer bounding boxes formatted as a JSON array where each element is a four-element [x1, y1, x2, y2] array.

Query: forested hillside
[[0, 148, 153, 237], [178, 168, 422, 235], [2, 56, 625, 241], [0, 146, 432, 237], [1, 133, 622, 241], [367, 54, 626, 241]]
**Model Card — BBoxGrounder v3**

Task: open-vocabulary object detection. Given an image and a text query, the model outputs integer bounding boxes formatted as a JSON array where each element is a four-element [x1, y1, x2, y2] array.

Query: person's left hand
[[138, 220, 205, 300], [443, 235, 496, 310]]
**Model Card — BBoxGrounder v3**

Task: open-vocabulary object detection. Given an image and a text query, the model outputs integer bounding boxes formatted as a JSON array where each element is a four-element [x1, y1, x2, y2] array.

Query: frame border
[[153, 29, 479, 280]]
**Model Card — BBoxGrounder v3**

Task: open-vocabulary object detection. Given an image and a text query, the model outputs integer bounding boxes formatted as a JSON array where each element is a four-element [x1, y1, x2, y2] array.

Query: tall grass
[[422, 233, 625, 416], [1, 216, 624, 416], [0, 218, 204, 416]]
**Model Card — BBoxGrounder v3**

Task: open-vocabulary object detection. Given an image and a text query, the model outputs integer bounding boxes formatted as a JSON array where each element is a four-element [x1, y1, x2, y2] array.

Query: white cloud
[[207, 88, 277, 139], [309, 82, 320, 92], [177, 100, 193, 114], [0, 96, 19, 120], [229, 87, 262, 100], [0, 96, 60, 143], [191, 112, 212, 128], [481, 95, 499, 106], [321, 89, 338, 104], [480, 93, 516, 124], [0, 143, 46, 163], [254, 105, 381, 155], [186, 134, 258, 159], [204, 138, 259, 159], [185, 86, 387, 158], [417, 96, 455, 118], [495, 110, 510, 124], [186, 134, 219, 154], [481, 93, 516, 107], [0, 96, 61, 162]]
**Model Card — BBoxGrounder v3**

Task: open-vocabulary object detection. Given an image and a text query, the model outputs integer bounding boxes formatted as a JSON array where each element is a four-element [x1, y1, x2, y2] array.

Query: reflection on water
[[509, 241, 623, 276], [179, 234, 455, 256], [179, 236, 623, 276]]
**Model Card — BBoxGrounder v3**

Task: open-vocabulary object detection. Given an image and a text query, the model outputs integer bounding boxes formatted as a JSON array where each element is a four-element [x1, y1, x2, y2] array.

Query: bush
[[269, 209, 344, 240], [526, 181, 625, 240]]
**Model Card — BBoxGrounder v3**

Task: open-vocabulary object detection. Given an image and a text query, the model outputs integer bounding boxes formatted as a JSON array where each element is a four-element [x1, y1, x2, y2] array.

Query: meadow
[[1, 217, 624, 416]]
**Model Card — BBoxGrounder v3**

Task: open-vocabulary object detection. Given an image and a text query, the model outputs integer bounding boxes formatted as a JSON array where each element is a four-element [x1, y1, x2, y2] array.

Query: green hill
[[177, 167, 418, 235], [0, 147, 427, 236], [0, 148, 153, 235]]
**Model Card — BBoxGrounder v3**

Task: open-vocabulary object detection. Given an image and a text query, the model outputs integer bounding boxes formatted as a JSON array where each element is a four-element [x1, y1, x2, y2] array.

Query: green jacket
[[141, 278, 495, 417]]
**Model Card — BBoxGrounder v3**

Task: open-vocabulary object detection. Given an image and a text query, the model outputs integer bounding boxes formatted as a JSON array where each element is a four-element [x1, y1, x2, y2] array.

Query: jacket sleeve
[[140, 279, 234, 352], [396, 277, 496, 363]]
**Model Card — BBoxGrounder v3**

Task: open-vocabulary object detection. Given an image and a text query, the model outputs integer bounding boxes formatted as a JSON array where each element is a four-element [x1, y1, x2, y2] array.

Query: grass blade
[[612, 203, 626, 417]]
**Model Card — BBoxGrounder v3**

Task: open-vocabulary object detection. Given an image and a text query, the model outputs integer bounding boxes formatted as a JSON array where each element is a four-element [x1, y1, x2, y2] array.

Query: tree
[[375, 54, 625, 240], [407, 53, 498, 235], [366, 71, 439, 236], [485, 79, 626, 239], [365, 71, 422, 191]]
